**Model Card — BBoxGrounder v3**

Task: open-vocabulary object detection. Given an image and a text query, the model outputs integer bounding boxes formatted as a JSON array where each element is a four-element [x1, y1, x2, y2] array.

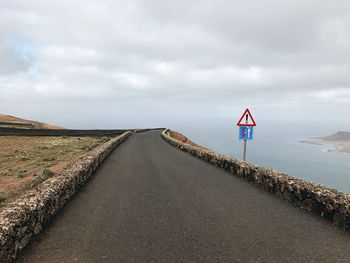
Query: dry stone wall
[[162, 129, 350, 231], [0, 127, 128, 137], [0, 128, 164, 137], [0, 131, 132, 263]]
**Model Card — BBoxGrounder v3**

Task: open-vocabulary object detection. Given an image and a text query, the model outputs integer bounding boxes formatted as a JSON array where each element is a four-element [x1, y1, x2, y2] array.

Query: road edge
[[0, 131, 133, 263], [161, 129, 350, 232]]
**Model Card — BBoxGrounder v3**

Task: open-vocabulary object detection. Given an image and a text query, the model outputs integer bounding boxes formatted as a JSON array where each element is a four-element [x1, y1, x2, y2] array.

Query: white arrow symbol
[[247, 128, 251, 138]]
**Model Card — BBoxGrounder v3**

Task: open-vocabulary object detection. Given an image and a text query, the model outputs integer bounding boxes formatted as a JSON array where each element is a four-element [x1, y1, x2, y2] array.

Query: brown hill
[[169, 131, 208, 150], [0, 114, 65, 130], [322, 131, 350, 141]]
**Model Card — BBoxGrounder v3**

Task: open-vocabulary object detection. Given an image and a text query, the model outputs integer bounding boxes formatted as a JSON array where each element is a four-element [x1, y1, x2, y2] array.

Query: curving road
[[17, 130, 350, 263]]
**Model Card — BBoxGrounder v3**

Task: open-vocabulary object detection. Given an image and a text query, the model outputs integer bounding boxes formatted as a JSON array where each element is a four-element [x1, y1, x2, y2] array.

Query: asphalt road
[[17, 130, 350, 263]]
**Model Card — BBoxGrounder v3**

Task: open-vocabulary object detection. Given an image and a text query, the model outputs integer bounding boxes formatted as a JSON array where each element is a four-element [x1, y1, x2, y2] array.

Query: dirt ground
[[169, 131, 208, 150], [0, 136, 110, 205]]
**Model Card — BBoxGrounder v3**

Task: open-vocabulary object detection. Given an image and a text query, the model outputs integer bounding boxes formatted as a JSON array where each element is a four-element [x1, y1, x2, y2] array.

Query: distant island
[[322, 131, 350, 141], [300, 131, 350, 154]]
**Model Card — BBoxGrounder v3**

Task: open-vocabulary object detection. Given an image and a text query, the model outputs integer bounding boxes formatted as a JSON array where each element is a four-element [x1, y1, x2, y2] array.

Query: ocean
[[171, 119, 350, 194]]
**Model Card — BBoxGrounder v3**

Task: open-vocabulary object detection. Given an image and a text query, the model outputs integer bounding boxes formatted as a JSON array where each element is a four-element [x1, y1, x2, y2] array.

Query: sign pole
[[243, 139, 247, 161]]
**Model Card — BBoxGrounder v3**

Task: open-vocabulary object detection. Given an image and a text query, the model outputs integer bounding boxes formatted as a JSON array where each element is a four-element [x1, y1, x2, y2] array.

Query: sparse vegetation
[[80, 137, 109, 151], [16, 169, 28, 178], [0, 192, 6, 203], [42, 156, 56, 162], [31, 168, 54, 188], [0, 136, 111, 207], [0, 169, 12, 176], [17, 155, 30, 161]]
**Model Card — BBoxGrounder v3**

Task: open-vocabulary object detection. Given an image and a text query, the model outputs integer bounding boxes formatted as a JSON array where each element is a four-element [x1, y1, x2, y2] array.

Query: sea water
[[172, 119, 350, 194]]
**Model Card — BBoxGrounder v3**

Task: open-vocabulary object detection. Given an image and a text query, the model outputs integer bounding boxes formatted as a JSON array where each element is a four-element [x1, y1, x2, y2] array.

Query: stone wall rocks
[[161, 129, 350, 232], [0, 131, 132, 263], [0, 127, 129, 137]]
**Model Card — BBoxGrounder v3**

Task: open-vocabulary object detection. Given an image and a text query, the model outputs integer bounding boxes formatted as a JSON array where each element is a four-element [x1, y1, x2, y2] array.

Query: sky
[[1, 0, 350, 131]]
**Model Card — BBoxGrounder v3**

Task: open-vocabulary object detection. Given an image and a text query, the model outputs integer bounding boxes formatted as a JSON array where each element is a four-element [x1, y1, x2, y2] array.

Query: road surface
[[17, 130, 350, 262]]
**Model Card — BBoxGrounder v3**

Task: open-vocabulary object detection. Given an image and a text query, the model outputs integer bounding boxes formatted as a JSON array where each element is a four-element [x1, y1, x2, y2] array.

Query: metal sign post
[[243, 140, 247, 161], [236, 109, 256, 162]]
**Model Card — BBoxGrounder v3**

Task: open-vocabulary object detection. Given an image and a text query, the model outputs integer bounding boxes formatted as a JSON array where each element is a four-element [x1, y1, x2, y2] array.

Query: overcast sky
[[1, 0, 350, 130]]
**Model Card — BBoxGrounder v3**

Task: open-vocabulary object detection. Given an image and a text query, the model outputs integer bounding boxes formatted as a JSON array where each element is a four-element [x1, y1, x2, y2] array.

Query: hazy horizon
[[1, 0, 350, 131]]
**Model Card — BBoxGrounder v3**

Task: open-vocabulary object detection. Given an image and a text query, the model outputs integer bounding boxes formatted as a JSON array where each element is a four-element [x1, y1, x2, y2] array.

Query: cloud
[[0, 40, 31, 74], [0, 0, 350, 128]]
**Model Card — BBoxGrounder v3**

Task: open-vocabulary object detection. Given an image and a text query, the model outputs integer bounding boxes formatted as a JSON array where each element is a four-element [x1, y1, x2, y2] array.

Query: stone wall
[[0, 131, 132, 263], [0, 127, 129, 137], [162, 129, 350, 231], [0, 128, 165, 137]]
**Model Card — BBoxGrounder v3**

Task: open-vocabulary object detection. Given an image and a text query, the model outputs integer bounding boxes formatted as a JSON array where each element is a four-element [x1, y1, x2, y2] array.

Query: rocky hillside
[[323, 131, 350, 141], [169, 131, 209, 150], [0, 114, 64, 129]]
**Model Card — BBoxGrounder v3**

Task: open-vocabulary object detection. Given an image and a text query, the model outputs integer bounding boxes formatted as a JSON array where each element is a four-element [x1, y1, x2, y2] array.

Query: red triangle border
[[236, 108, 256, 126]]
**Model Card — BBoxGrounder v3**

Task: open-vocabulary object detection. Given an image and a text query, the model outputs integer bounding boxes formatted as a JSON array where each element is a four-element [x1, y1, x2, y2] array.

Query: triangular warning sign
[[236, 108, 256, 126]]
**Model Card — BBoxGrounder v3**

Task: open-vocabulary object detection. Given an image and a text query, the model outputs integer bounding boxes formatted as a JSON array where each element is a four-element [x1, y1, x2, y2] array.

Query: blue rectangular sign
[[239, 126, 254, 140]]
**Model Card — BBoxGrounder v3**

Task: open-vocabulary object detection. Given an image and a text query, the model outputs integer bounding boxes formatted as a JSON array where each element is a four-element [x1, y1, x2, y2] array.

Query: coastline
[[300, 140, 350, 154], [329, 141, 350, 154]]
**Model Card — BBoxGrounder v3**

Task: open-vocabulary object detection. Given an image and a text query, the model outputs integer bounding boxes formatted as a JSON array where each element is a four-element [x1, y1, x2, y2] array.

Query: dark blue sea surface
[[172, 119, 350, 194]]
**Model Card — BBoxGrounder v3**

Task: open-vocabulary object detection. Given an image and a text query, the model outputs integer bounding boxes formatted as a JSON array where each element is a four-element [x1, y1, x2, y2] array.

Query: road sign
[[239, 126, 254, 140], [236, 108, 256, 126], [236, 108, 256, 161]]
